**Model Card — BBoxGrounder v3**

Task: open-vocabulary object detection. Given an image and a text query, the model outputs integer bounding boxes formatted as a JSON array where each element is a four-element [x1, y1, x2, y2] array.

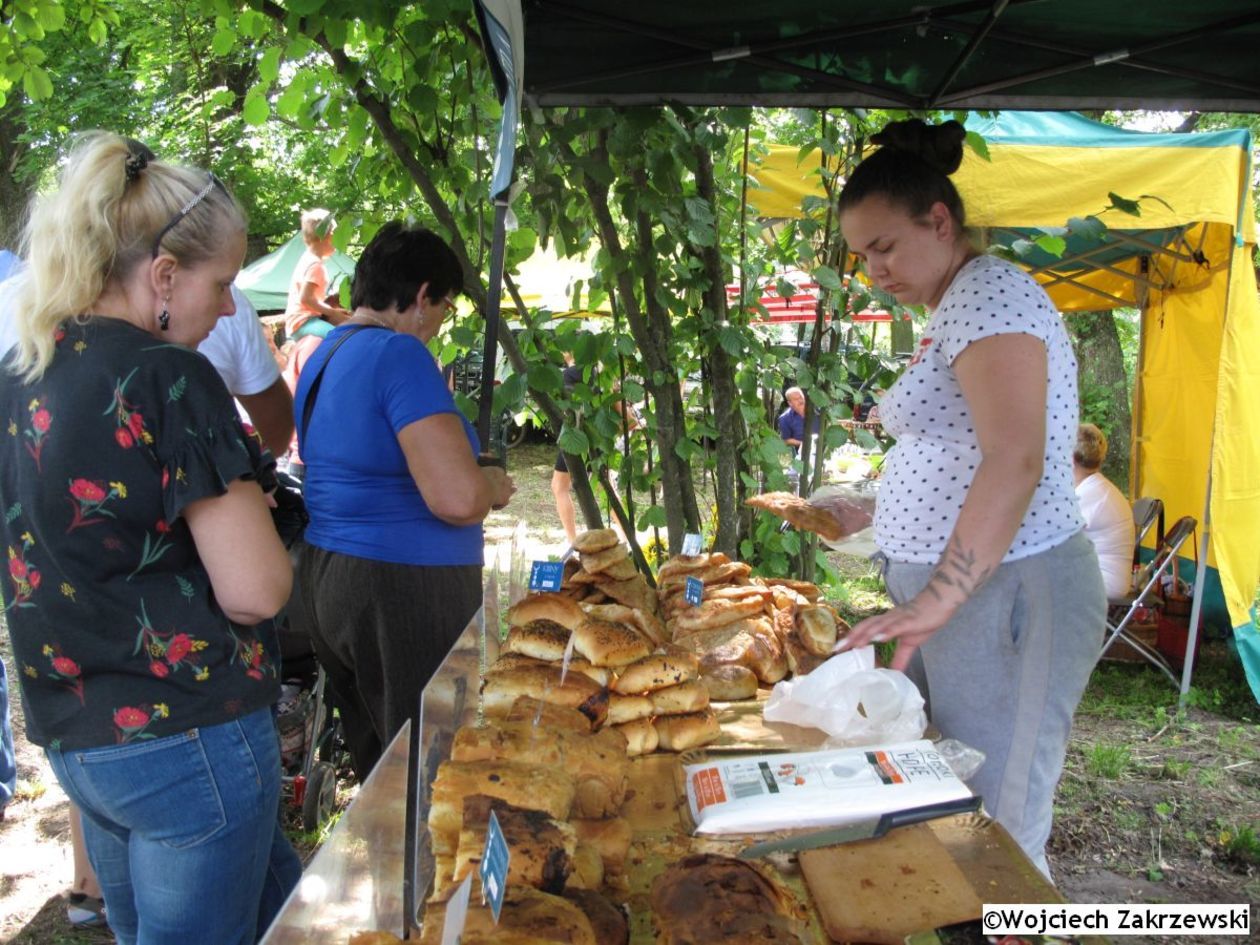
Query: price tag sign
[[681, 532, 703, 556], [478, 810, 511, 923], [528, 560, 564, 592], [440, 873, 472, 945], [684, 575, 704, 607]]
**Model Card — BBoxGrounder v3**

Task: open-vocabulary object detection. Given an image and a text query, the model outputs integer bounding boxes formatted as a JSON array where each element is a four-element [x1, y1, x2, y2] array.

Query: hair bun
[[870, 119, 967, 175]]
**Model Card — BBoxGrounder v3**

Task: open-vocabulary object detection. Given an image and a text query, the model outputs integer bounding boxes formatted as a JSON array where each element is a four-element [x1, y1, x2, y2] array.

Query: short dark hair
[[350, 221, 464, 312], [838, 119, 968, 227]]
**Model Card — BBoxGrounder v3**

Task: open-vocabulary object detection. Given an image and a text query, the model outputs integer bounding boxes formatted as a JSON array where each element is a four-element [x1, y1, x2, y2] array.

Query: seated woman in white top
[[1073, 423, 1135, 598]]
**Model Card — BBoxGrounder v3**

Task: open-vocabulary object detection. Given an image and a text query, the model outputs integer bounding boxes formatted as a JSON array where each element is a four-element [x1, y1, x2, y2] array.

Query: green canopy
[[480, 1, 1260, 111], [235, 234, 356, 313]]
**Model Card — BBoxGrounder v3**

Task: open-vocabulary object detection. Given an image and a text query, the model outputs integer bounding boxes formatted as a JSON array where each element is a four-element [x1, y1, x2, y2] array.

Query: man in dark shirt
[[778, 386, 810, 447]]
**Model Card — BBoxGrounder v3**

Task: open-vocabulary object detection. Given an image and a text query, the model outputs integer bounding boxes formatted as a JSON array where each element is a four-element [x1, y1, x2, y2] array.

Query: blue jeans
[[47, 708, 302, 945], [0, 658, 16, 809]]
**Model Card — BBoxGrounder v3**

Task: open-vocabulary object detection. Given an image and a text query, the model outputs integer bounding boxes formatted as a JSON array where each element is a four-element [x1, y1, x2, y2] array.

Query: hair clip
[[124, 151, 149, 183]]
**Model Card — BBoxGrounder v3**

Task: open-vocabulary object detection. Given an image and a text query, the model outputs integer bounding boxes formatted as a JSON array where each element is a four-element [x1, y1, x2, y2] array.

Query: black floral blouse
[[0, 318, 281, 750]]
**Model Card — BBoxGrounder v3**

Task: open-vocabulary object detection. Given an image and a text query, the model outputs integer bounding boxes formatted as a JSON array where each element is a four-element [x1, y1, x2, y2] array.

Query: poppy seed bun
[[505, 620, 572, 662], [572, 618, 652, 668], [606, 692, 654, 725], [508, 592, 588, 632], [611, 651, 700, 694]]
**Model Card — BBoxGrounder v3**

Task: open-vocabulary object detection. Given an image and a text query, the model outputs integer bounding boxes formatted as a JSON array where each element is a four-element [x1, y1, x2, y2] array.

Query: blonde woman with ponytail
[[0, 132, 299, 945]]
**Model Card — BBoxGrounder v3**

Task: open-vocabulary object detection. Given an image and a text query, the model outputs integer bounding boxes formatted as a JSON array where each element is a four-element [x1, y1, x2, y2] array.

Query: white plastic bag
[[763, 647, 927, 747]]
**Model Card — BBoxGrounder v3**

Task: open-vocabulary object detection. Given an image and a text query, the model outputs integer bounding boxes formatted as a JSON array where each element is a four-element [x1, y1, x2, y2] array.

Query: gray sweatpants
[[882, 530, 1104, 877]]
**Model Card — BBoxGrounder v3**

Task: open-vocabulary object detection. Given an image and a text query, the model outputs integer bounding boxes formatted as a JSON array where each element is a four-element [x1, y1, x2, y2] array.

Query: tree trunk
[[0, 102, 33, 249], [1065, 310, 1132, 490], [690, 142, 745, 557]]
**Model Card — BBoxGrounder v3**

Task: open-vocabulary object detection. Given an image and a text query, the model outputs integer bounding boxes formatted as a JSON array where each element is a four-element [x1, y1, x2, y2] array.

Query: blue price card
[[529, 560, 564, 592], [685, 575, 704, 606], [681, 532, 703, 556], [478, 809, 511, 923]]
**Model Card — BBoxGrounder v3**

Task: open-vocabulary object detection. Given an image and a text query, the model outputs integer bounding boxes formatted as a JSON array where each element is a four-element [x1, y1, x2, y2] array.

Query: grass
[[1084, 742, 1133, 779]]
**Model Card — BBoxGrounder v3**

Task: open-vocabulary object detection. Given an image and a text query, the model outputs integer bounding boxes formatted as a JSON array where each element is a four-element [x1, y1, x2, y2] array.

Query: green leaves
[[557, 425, 590, 456], [242, 83, 270, 126], [965, 130, 991, 162], [1106, 192, 1143, 216], [21, 64, 52, 100]]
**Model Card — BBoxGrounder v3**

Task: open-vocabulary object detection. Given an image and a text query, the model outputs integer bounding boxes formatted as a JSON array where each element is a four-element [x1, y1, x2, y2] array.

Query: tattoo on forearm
[[922, 537, 994, 603]]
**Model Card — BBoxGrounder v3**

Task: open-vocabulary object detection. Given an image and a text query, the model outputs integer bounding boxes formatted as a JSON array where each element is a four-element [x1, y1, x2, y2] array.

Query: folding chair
[[1131, 497, 1164, 564], [1100, 515, 1197, 686]]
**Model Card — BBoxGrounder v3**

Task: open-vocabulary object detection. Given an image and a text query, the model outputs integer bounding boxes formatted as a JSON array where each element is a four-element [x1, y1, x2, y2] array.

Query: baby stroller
[[271, 469, 343, 831]]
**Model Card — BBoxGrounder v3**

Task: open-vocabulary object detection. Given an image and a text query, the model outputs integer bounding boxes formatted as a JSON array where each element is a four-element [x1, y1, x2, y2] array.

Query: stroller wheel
[[302, 761, 337, 832]]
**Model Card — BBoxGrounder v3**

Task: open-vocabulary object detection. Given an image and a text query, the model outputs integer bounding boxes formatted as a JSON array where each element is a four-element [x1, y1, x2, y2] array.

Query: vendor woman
[[838, 119, 1105, 877]]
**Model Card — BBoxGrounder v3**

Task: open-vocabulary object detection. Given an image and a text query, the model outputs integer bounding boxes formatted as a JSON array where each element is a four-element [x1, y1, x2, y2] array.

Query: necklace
[[352, 313, 393, 331]]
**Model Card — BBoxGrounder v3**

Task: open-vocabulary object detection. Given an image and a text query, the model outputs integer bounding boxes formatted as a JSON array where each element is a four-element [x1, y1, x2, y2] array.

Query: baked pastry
[[606, 692, 654, 725], [700, 664, 759, 701], [613, 717, 658, 756], [566, 842, 605, 891], [572, 816, 633, 876], [462, 886, 597, 945], [669, 595, 768, 636], [679, 621, 788, 685], [653, 708, 720, 751], [428, 760, 575, 855], [761, 577, 822, 602], [598, 556, 638, 581], [481, 662, 610, 729], [562, 889, 629, 945], [453, 795, 575, 894], [571, 618, 652, 668], [573, 528, 620, 553], [649, 679, 710, 716], [509, 593, 589, 632], [451, 722, 630, 819], [650, 853, 803, 944], [579, 544, 629, 575], [581, 602, 667, 647], [487, 652, 552, 675], [598, 574, 657, 613], [795, 604, 840, 656], [611, 651, 699, 694], [504, 696, 594, 734], [349, 934, 403, 945], [506, 621, 572, 662]]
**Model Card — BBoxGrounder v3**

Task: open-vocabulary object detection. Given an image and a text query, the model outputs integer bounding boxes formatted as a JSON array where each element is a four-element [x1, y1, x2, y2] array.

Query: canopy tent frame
[[472, 3, 1260, 707]]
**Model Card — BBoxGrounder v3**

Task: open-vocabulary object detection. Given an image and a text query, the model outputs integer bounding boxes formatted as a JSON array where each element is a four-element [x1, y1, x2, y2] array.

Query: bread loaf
[[581, 602, 667, 647], [573, 528, 620, 553], [611, 651, 699, 694], [700, 664, 759, 701], [572, 817, 633, 876], [504, 696, 593, 733], [508, 592, 588, 632], [428, 759, 575, 855], [452, 795, 575, 894], [572, 618, 652, 668], [562, 889, 629, 945], [613, 717, 658, 756], [482, 664, 609, 730], [648, 679, 710, 716], [651, 853, 802, 944], [653, 708, 720, 751], [505, 620, 572, 661], [567, 842, 605, 891], [606, 692, 654, 725], [579, 543, 629, 575]]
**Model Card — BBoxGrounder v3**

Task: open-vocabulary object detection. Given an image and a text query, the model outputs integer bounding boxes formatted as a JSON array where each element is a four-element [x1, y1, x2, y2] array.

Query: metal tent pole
[[476, 198, 510, 461], [1179, 480, 1212, 705]]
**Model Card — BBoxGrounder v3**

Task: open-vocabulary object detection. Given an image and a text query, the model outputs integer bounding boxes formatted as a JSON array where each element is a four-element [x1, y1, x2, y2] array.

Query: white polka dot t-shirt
[[874, 254, 1083, 565]]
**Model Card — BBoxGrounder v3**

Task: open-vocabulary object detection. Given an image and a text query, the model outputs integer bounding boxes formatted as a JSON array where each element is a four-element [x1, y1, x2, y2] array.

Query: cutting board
[[799, 823, 983, 944]]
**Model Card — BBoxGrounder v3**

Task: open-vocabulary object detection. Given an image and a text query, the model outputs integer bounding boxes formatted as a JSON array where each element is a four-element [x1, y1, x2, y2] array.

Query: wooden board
[[799, 823, 983, 945]]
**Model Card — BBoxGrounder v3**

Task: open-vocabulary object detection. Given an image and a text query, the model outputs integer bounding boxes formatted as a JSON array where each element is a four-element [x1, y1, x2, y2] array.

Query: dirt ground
[[2, 440, 1256, 943]]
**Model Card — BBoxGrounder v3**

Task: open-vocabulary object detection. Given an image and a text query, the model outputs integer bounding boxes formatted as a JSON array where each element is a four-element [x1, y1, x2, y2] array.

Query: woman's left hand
[[837, 593, 956, 672]]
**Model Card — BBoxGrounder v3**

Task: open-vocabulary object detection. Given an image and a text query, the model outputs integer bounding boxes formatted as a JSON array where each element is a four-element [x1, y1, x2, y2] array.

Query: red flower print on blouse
[[106, 368, 153, 451], [228, 630, 275, 683], [112, 702, 169, 743], [39, 644, 85, 704], [6, 534, 41, 610], [24, 398, 52, 471], [66, 479, 125, 532], [166, 633, 192, 664], [131, 601, 209, 680]]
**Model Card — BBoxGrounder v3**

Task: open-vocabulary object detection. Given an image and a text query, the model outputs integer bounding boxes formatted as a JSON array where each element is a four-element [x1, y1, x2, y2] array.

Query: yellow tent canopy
[[751, 112, 1260, 699]]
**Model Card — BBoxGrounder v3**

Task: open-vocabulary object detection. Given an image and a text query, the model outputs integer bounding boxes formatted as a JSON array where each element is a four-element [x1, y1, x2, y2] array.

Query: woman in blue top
[[294, 222, 515, 780]]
